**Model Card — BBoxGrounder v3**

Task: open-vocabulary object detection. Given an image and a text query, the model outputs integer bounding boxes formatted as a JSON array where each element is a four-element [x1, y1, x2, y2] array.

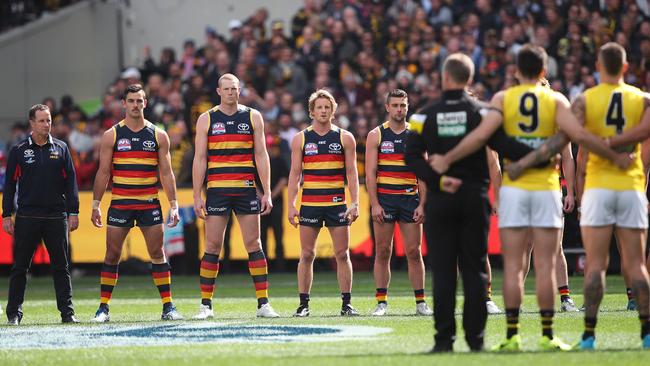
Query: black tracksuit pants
[[6, 216, 74, 319], [425, 183, 490, 350]]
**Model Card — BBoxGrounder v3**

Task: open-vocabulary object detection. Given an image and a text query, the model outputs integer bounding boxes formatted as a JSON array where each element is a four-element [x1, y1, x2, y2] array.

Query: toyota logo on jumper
[[329, 143, 342, 151], [238, 123, 250, 131], [24, 149, 34, 158], [143, 140, 155, 149]]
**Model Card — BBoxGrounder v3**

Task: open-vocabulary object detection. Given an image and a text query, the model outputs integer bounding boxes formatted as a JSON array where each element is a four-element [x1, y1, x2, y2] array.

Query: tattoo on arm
[[571, 95, 586, 126]]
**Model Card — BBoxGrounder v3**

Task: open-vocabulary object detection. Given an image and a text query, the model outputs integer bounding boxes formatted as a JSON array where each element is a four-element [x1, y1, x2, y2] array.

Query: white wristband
[[169, 200, 178, 209], [92, 200, 101, 210]]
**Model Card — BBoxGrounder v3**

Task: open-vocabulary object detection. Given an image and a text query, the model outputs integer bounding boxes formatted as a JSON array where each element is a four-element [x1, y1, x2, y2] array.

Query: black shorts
[[378, 194, 419, 223], [299, 204, 349, 227], [206, 191, 260, 216], [107, 206, 163, 227]]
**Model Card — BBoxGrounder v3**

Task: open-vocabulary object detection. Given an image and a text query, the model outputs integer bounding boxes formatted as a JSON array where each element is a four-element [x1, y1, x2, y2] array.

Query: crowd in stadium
[[2, 0, 650, 190]]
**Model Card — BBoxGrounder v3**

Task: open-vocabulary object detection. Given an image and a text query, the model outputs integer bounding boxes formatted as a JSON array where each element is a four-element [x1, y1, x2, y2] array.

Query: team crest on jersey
[[117, 138, 131, 151], [380, 141, 394, 154], [304, 143, 318, 155], [212, 123, 226, 135]]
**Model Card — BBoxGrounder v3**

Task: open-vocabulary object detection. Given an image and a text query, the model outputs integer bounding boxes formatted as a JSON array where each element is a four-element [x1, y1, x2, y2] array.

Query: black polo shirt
[[2, 134, 79, 218]]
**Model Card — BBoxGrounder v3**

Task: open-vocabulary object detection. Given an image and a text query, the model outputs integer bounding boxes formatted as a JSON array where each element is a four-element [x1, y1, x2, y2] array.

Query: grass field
[[0, 270, 648, 365]]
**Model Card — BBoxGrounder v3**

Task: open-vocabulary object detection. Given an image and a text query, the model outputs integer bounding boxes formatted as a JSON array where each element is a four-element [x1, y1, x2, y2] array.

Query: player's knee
[[374, 245, 392, 261], [300, 249, 316, 263], [404, 246, 422, 262], [334, 248, 350, 262]]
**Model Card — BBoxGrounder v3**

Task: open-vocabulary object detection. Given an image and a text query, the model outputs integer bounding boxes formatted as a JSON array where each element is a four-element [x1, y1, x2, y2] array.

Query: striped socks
[[414, 289, 425, 304], [199, 253, 220, 308], [641, 315, 650, 338], [540, 309, 554, 339], [151, 262, 173, 307], [583, 316, 597, 340], [559, 285, 571, 302], [506, 308, 520, 339], [100, 263, 118, 306], [376, 288, 387, 304], [248, 250, 269, 308], [487, 282, 493, 301]]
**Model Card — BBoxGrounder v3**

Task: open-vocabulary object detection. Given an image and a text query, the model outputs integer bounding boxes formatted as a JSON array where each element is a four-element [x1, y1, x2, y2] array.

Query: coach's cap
[[120, 67, 141, 80], [229, 19, 243, 30]]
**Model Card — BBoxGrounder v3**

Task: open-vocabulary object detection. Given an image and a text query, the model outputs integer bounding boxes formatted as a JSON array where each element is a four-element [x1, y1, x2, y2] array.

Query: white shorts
[[498, 186, 563, 228], [580, 189, 648, 229]]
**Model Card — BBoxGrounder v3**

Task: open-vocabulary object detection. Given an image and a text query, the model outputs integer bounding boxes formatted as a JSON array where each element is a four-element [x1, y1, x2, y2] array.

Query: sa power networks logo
[[117, 139, 131, 151], [212, 123, 226, 135], [0, 323, 391, 349], [304, 143, 318, 156], [380, 141, 394, 154]]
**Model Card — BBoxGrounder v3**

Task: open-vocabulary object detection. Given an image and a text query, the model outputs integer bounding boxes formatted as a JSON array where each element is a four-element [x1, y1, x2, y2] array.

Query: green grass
[[0, 271, 648, 365]]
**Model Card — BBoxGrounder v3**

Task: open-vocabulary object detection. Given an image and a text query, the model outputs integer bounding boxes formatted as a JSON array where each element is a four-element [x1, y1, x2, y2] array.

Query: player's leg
[[91, 221, 130, 322], [328, 224, 357, 316], [485, 257, 502, 314], [497, 227, 529, 347], [400, 221, 432, 315], [194, 214, 229, 319], [238, 212, 278, 317], [557, 237, 578, 311], [295, 224, 320, 316], [372, 219, 395, 316], [140, 213, 182, 320]]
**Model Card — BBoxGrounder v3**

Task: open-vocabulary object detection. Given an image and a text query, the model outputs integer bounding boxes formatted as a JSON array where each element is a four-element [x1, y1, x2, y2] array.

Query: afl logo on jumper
[[304, 143, 318, 156], [117, 139, 131, 151], [380, 141, 394, 154], [329, 143, 342, 153], [212, 123, 226, 135], [143, 140, 156, 150], [238, 123, 250, 132]]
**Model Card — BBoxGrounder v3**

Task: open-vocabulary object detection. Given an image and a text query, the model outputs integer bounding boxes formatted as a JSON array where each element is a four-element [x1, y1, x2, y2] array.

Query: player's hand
[[492, 200, 499, 216], [429, 154, 450, 174], [287, 205, 300, 228], [168, 205, 180, 227], [563, 194, 575, 213], [413, 205, 425, 224], [371, 204, 385, 224], [91, 208, 103, 228], [613, 152, 633, 170], [344, 204, 359, 223], [260, 193, 273, 216], [68, 215, 79, 231], [194, 196, 206, 220], [440, 175, 462, 194], [2, 217, 14, 235], [505, 162, 524, 180]]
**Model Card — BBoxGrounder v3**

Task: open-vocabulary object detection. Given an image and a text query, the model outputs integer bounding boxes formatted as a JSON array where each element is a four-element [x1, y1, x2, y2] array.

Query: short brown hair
[[123, 84, 145, 100], [28, 104, 50, 120], [516, 44, 547, 79], [599, 42, 626, 76], [385, 89, 408, 104], [443, 53, 475, 84], [308, 89, 338, 116]]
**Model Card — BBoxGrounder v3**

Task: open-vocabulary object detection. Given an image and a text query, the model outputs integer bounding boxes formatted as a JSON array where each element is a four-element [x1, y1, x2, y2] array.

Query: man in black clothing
[[405, 53, 533, 352], [2, 104, 80, 325]]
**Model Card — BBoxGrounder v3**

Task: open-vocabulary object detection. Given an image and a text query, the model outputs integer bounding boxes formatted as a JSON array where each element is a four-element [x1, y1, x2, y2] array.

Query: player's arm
[[561, 143, 576, 213], [487, 148, 501, 214], [343, 130, 360, 223], [575, 146, 587, 207], [609, 94, 650, 148], [251, 109, 273, 215], [2, 147, 19, 235], [287, 132, 304, 227], [91, 128, 116, 228], [364, 127, 383, 223], [433, 91, 506, 173], [156, 129, 180, 227], [192, 112, 210, 219]]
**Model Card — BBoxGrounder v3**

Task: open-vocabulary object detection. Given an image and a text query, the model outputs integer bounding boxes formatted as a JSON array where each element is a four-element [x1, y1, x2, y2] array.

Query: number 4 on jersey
[[606, 92, 625, 134]]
